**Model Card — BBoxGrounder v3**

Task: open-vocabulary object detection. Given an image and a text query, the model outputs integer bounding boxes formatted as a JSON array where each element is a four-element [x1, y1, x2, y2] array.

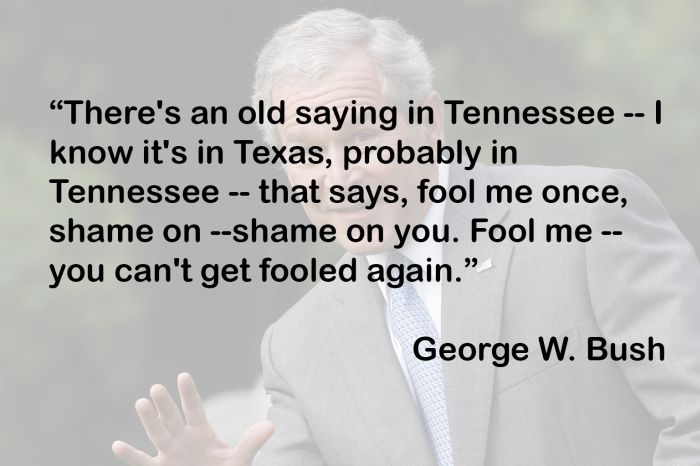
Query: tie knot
[[387, 251, 412, 268]]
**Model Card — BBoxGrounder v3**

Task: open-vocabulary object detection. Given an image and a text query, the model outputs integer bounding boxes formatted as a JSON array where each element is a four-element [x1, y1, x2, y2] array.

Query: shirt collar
[[366, 164, 449, 268]]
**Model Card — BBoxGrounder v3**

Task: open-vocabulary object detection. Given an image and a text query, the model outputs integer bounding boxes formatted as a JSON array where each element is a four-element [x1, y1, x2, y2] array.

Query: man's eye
[[353, 130, 378, 144]]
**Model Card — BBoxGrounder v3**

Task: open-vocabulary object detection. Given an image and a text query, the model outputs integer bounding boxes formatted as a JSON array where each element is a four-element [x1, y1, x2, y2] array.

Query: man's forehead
[[272, 56, 388, 121], [279, 76, 384, 109]]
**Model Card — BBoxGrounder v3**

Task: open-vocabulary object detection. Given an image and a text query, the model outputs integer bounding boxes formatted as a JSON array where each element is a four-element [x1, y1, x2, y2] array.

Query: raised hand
[[113, 373, 274, 466]]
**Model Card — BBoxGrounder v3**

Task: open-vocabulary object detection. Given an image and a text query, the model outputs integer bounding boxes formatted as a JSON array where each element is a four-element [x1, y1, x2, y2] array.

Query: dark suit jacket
[[255, 165, 700, 466]]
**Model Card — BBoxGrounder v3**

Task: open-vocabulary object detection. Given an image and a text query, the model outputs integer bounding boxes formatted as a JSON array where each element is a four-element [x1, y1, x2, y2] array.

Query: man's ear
[[420, 90, 445, 141]]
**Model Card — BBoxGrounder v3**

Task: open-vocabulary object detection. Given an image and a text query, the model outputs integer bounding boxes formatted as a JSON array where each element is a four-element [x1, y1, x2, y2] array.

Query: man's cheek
[[298, 204, 322, 228]]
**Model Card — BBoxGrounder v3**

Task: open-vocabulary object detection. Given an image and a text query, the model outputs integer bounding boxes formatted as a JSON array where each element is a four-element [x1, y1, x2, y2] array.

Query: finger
[[112, 441, 154, 466], [231, 420, 275, 464], [135, 398, 173, 450], [177, 372, 209, 426], [150, 384, 185, 434]]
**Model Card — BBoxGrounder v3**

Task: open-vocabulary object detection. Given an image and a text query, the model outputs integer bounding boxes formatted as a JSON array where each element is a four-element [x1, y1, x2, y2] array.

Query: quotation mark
[[50, 100, 64, 110], [465, 258, 478, 268]]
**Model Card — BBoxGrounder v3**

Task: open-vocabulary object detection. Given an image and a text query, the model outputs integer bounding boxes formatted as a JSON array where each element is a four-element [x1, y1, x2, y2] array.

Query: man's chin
[[337, 239, 393, 256]]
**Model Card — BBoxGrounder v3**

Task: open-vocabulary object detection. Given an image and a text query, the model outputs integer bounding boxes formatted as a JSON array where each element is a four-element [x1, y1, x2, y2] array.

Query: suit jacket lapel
[[442, 169, 513, 466], [331, 255, 436, 466]]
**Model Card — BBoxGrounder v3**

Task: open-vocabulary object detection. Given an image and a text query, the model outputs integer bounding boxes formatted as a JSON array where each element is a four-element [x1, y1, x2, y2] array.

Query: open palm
[[113, 373, 274, 466]]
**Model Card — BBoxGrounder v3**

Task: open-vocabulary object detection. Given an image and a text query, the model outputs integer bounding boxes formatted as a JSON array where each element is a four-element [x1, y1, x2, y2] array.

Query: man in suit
[[113, 9, 700, 466]]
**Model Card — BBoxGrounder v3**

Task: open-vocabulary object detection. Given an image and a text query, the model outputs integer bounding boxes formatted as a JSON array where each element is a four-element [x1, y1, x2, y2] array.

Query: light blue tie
[[389, 254, 454, 466]]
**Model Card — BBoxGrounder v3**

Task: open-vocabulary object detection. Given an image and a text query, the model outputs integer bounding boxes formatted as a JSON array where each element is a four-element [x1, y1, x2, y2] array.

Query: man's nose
[[324, 142, 357, 185]]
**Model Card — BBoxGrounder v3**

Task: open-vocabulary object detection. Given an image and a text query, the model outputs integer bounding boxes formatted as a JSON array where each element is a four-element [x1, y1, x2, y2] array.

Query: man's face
[[273, 52, 439, 254]]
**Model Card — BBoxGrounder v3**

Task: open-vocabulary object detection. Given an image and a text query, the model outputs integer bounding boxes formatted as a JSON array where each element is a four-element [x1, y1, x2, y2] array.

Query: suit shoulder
[[483, 163, 644, 188], [481, 164, 659, 215], [263, 253, 354, 357]]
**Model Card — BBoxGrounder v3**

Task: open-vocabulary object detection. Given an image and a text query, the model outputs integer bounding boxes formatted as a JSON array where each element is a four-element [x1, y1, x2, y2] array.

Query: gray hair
[[253, 9, 434, 145]]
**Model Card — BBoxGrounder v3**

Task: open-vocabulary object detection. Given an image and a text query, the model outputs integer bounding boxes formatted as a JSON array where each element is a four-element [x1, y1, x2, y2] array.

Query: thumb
[[230, 420, 275, 465]]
